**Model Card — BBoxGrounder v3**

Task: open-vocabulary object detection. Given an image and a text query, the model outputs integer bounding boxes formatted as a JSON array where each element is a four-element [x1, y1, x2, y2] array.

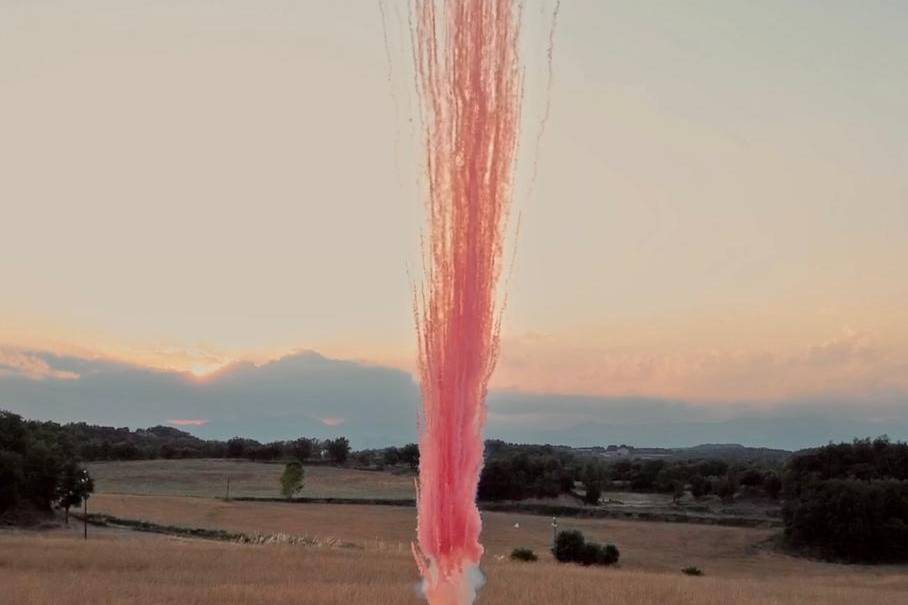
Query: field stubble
[[4, 459, 905, 604]]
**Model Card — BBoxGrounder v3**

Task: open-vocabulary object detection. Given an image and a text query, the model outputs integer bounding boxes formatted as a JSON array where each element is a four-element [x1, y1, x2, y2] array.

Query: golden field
[[2, 459, 906, 604], [86, 459, 416, 499], [2, 524, 907, 605]]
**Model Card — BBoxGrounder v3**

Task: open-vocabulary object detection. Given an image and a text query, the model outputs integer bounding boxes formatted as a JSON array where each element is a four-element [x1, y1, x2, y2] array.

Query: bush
[[552, 530, 619, 567], [552, 530, 585, 563], [510, 547, 538, 562], [583, 480, 602, 505], [279, 462, 305, 500], [682, 566, 704, 576]]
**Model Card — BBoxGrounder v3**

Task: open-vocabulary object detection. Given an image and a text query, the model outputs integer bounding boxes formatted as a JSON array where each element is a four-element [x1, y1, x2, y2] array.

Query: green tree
[[689, 474, 710, 499], [552, 530, 586, 563], [582, 478, 602, 505], [713, 476, 737, 503], [763, 471, 782, 499], [326, 437, 350, 465], [280, 461, 304, 501], [57, 464, 94, 524], [383, 447, 401, 466], [290, 438, 313, 462], [0, 450, 24, 513], [400, 443, 420, 469], [671, 480, 685, 504]]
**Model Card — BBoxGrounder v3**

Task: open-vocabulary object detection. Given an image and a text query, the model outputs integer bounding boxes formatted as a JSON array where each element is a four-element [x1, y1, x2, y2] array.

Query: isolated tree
[[581, 461, 606, 505], [280, 461, 304, 501], [326, 437, 350, 465], [57, 464, 94, 524], [582, 479, 602, 505]]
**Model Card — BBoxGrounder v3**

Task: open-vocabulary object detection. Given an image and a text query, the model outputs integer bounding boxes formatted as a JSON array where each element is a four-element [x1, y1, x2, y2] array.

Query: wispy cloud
[[0, 348, 905, 449], [495, 328, 908, 402], [0, 348, 79, 381], [167, 419, 209, 427]]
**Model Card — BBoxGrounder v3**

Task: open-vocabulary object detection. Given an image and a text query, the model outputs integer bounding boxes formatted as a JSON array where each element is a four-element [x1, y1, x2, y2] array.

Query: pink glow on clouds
[[166, 419, 209, 427], [0, 348, 79, 381], [320, 417, 345, 427]]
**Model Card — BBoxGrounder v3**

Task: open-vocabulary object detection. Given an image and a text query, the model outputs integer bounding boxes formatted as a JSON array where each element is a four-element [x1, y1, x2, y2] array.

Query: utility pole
[[551, 516, 558, 549], [225, 475, 230, 501], [81, 468, 90, 541]]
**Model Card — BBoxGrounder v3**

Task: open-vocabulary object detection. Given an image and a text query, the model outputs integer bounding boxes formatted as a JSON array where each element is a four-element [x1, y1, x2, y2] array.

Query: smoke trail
[[410, 1, 522, 603]]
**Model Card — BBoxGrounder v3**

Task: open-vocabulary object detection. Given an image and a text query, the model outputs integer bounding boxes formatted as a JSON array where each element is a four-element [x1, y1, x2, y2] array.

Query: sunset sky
[[2, 1, 907, 415]]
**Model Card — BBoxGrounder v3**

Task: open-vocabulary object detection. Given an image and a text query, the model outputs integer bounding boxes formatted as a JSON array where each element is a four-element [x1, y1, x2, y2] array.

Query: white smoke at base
[[417, 563, 485, 605]]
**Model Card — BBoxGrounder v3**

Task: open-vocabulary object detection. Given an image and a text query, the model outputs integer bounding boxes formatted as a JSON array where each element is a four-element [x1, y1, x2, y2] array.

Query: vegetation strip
[[72, 512, 358, 547], [230, 496, 781, 528]]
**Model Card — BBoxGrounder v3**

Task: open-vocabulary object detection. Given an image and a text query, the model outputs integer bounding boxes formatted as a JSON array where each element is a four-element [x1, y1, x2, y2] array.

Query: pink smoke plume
[[410, 1, 523, 603]]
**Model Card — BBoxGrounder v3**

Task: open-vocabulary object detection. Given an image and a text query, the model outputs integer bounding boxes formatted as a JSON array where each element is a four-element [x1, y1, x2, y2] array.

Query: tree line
[[781, 437, 908, 562], [17, 418, 355, 465], [476, 440, 783, 503], [0, 411, 94, 521]]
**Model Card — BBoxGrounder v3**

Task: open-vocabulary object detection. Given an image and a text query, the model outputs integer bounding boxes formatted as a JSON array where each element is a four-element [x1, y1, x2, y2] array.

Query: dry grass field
[[2, 527, 906, 605], [87, 459, 416, 499], [4, 459, 905, 604], [84, 493, 906, 580]]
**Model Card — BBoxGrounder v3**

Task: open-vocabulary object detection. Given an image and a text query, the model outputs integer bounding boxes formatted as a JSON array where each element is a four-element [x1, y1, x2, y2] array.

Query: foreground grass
[[88, 494, 908, 582], [87, 459, 416, 499], [2, 530, 906, 605]]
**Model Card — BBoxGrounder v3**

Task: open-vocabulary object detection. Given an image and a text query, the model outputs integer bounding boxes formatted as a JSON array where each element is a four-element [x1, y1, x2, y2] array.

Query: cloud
[[0, 348, 80, 381], [0, 349, 419, 448], [0, 348, 905, 450], [167, 419, 209, 427], [495, 329, 908, 402]]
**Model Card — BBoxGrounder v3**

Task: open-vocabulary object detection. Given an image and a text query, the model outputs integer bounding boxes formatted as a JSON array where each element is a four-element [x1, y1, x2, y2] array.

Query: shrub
[[279, 462, 304, 500], [682, 566, 704, 576], [583, 480, 602, 505], [552, 530, 619, 567], [552, 530, 586, 563], [510, 547, 538, 562]]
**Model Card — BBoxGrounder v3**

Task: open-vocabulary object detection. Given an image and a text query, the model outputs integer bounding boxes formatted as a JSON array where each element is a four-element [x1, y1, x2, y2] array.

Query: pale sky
[[2, 1, 906, 405]]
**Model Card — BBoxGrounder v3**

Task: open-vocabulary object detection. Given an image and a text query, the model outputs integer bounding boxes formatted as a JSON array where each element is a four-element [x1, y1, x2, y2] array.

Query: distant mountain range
[[1, 349, 906, 450]]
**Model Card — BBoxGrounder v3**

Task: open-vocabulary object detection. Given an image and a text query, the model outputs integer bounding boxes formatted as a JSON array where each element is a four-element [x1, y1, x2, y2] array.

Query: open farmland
[[87, 458, 416, 499], [3, 459, 907, 603], [2, 522, 907, 605], [83, 493, 901, 579]]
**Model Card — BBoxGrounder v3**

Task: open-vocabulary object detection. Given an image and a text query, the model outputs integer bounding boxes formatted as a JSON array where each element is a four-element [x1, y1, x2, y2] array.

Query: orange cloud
[[494, 328, 908, 402], [167, 419, 209, 427], [0, 348, 79, 381]]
